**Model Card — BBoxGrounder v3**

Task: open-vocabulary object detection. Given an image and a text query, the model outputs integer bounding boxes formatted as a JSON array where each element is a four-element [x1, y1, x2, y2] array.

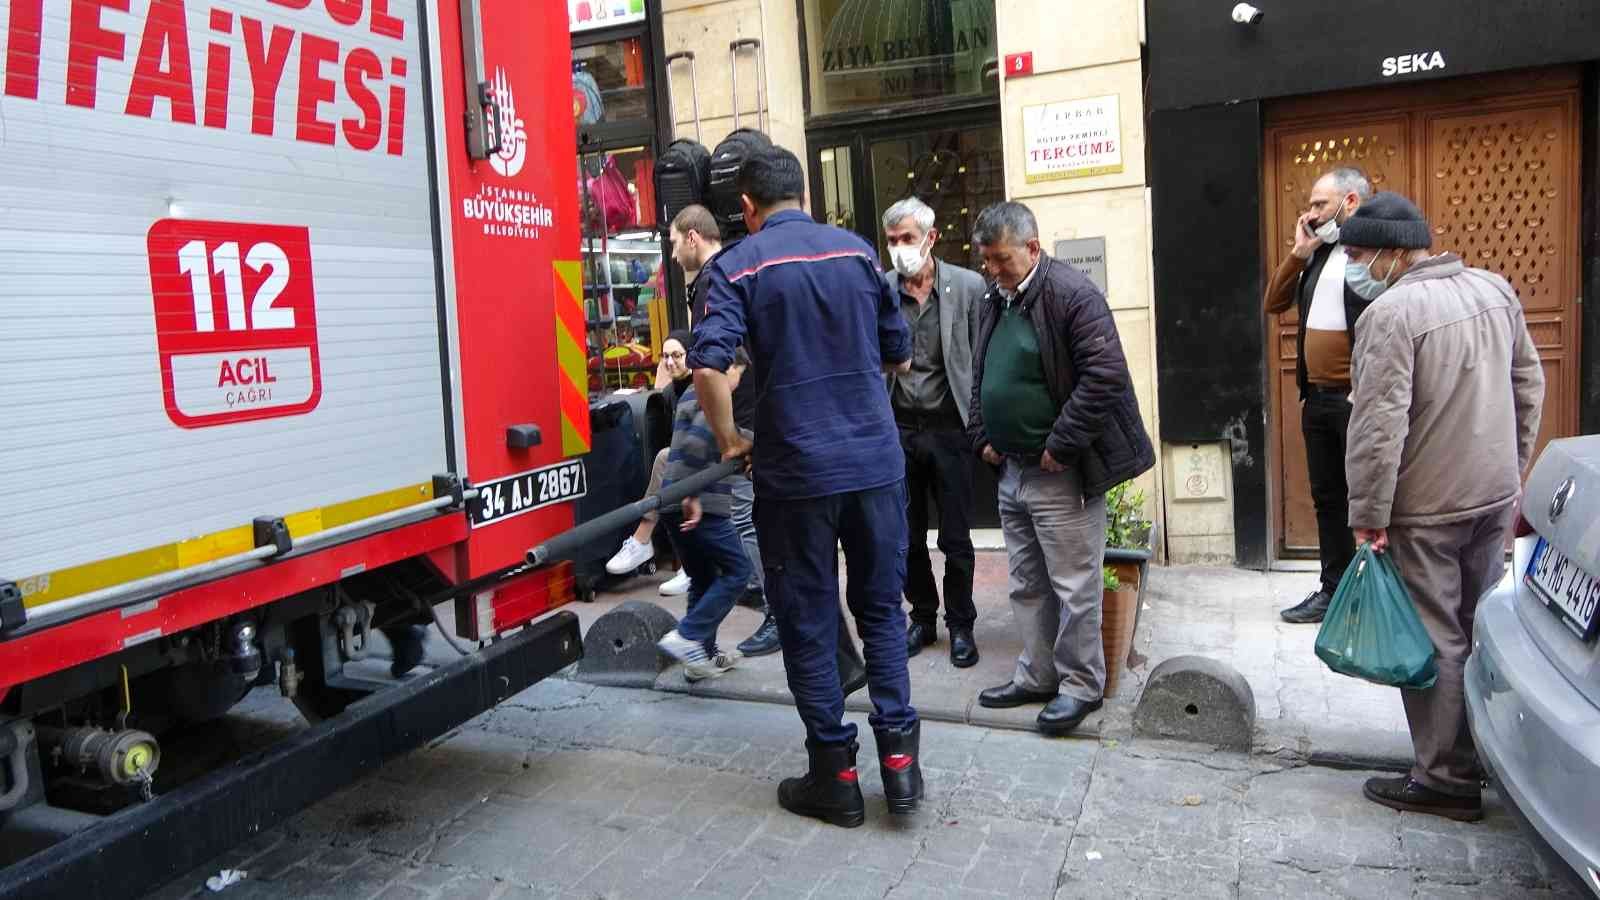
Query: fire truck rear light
[[473, 590, 496, 639], [453, 564, 576, 641]]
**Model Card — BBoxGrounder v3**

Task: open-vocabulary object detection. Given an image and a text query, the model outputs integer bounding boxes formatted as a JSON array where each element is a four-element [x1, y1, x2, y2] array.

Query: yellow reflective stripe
[[553, 259, 591, 458], [553, 259, 583, 301], [18, 482, 436, 610]]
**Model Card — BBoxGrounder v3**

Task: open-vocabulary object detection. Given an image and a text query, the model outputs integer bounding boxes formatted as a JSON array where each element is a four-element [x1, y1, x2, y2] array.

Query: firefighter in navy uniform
[[689, 146, 921, 828]]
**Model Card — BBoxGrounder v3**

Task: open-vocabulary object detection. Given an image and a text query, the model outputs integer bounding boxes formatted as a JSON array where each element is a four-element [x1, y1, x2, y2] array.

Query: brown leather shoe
[[1362, 775, 1482, 822]]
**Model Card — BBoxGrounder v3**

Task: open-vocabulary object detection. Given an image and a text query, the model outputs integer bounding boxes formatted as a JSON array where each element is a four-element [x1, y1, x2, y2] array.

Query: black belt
[[1003, 450, 1044, 466], [894, 408, 963, 431], [1306, 383, 1351, 397]]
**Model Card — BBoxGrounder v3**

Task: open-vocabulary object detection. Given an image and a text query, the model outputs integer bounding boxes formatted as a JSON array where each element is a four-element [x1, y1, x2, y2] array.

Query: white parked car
[[1466, 435, 1600, 896]]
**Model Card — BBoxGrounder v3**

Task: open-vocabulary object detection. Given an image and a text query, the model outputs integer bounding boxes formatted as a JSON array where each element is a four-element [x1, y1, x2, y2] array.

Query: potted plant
[[1100, 565, 1139, 696], [1104, 480, 1153, 595], [1101, 481, 1154, 695]]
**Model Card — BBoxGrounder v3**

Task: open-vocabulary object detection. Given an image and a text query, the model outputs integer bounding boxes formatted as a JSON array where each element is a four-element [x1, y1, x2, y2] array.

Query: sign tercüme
[[1022, 94, 1124, 183]]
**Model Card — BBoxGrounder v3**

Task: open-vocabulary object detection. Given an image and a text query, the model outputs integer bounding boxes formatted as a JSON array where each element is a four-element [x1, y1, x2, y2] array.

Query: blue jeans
[[661, 511, 751, 649], [755, 480, 916, 745]]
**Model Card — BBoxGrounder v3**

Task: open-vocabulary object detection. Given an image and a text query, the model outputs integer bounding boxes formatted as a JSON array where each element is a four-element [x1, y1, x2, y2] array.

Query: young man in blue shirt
[[689, 146, 922, 828]]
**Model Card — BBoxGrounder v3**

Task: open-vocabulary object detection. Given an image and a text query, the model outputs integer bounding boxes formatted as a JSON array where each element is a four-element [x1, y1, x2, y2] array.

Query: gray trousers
[[731, 474, 763, 591], [998, 459, 1107, 701], [1387, 507, 1513, 797]]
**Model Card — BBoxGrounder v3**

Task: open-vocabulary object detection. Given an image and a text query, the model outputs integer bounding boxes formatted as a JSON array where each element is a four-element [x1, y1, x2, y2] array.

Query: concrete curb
[[650, 671, 1106, 740]]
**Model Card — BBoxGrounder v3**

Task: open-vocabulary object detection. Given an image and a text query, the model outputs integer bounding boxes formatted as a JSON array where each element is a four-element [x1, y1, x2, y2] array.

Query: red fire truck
[[0, 1, 589, 894]]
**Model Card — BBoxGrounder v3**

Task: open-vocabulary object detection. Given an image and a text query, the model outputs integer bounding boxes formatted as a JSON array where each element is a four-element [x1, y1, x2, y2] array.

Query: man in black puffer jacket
[[966, 201, 1154, 737]]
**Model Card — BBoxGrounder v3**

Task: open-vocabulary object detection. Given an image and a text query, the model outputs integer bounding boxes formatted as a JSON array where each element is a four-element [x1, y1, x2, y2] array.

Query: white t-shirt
[[1305, 245, 1348, 331]]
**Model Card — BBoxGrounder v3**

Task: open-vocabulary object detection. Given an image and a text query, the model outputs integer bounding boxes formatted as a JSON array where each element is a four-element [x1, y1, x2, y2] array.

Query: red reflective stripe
[[836, 767, 859, 783], [726, 249, 872, 283], [883, 754, 914, 772]]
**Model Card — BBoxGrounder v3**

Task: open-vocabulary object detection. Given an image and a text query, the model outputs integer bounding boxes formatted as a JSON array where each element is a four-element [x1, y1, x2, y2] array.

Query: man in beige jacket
[[1340, 192, 1544, 822]]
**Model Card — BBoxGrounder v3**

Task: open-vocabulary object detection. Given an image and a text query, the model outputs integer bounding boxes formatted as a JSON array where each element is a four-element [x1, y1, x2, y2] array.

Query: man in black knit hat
[[1340, 191, 1544, 822]]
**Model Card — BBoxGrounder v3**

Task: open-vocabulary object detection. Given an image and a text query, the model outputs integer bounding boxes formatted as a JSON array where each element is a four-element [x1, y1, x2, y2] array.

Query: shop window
[[818, 145, 857, 231], [574, 37, 652, 127], [867, 124, 1003, 271], [579, 145, 668, 397], [803, 0, 998, 116]]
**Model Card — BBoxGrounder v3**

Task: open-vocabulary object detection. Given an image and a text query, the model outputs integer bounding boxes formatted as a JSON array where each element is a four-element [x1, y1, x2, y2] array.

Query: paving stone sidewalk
[[143, 681, 1577, 900], [570, 557, 1417, 768]]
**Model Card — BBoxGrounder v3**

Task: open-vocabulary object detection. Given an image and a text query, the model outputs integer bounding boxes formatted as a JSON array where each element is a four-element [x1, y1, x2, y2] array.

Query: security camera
[[1231, 3, 1264, 24]]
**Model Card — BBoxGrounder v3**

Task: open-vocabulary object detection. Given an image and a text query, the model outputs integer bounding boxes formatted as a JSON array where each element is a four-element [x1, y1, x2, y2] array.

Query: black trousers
[[899, 420, 977, 630], [1302, 386, 1357, 595]]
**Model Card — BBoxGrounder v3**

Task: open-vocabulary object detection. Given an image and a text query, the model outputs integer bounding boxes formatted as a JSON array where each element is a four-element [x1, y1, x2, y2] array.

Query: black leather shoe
[[778, 740, 865, 828], [873, 721, 924, 815], [1280, 589, 1332, 624], [977, 682, 1057, 709], [838, 620, 867, 697], [1362, 775, 1482, 822], [1037, 694, 1103, 737], [737, 612, 781, 657], [906, 622, 936, 657], [949, 627, 978, 668]]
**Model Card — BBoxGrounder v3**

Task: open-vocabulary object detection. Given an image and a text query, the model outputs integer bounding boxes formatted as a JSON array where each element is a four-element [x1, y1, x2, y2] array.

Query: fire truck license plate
[[470, 461, 588, 528]]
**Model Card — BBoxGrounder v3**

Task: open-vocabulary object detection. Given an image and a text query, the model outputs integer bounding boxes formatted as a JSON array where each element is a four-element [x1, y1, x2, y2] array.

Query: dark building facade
[[1147, 1, 1600, 567]]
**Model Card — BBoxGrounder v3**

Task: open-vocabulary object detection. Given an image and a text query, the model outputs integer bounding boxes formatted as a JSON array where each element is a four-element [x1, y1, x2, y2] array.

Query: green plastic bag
[[1314, 544, 1438, 689]]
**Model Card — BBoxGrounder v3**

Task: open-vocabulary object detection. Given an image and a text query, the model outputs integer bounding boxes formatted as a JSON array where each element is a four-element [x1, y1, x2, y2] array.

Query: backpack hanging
[[654, 139, 711, 226], [573, 68, 604, 126], [707, 128, 772, 240]]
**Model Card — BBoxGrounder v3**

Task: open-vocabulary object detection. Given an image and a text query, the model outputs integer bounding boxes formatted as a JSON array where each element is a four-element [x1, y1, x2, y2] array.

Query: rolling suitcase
[[571, 391, 675, 599], [655, 52, 711, 226], [706, 40, 771, 241]]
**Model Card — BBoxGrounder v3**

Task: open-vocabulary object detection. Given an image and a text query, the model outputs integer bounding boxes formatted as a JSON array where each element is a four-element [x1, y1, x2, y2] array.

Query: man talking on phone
[[1263, 167, 1372, 624]]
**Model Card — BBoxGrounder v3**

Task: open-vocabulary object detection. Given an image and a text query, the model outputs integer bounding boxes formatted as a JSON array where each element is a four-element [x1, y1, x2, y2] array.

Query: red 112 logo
[[147, 220, 323, 428]]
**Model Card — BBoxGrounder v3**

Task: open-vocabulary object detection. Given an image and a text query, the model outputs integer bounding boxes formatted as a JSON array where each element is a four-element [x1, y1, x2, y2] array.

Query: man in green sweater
[[966, 201, 1154, 737]]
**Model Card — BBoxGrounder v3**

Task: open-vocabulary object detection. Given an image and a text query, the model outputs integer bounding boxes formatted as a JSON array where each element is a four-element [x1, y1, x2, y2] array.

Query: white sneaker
[[659, 570, 691, 596], [605, 537, 653, 575], [657, 629, 730, 681], [709, 648, 742, 671]]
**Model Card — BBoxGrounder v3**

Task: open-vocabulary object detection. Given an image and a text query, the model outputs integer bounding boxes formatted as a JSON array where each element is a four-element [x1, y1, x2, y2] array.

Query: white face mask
[[889, 234, 931, 278], [1312, 199, 1352, 244]]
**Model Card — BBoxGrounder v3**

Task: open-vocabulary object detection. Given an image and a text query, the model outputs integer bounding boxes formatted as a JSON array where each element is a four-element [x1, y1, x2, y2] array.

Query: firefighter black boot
[[778, 739, 865, 828], [874, 721, 924, 815]]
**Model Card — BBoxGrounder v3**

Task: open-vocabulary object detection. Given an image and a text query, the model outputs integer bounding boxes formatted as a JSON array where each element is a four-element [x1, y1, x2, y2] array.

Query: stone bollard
[[576, 601, 678, 688], [1133, 655, 1256, 752]]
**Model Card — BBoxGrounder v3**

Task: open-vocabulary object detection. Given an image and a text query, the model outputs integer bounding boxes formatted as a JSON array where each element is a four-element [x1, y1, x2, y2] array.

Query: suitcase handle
[[666, 51, 701, 144], [729, 39, 767, 134]]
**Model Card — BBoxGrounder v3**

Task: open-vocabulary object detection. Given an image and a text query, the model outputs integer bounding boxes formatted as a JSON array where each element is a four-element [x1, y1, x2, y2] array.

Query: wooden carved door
[[1424, 99, 1582, 453], [1263, 120, 1410, 553], [1263, 68, 1582, 558]]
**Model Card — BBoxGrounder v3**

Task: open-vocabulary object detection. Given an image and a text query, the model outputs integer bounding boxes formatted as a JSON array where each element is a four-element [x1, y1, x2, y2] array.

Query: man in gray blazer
[[882, 198, 986, 667]]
